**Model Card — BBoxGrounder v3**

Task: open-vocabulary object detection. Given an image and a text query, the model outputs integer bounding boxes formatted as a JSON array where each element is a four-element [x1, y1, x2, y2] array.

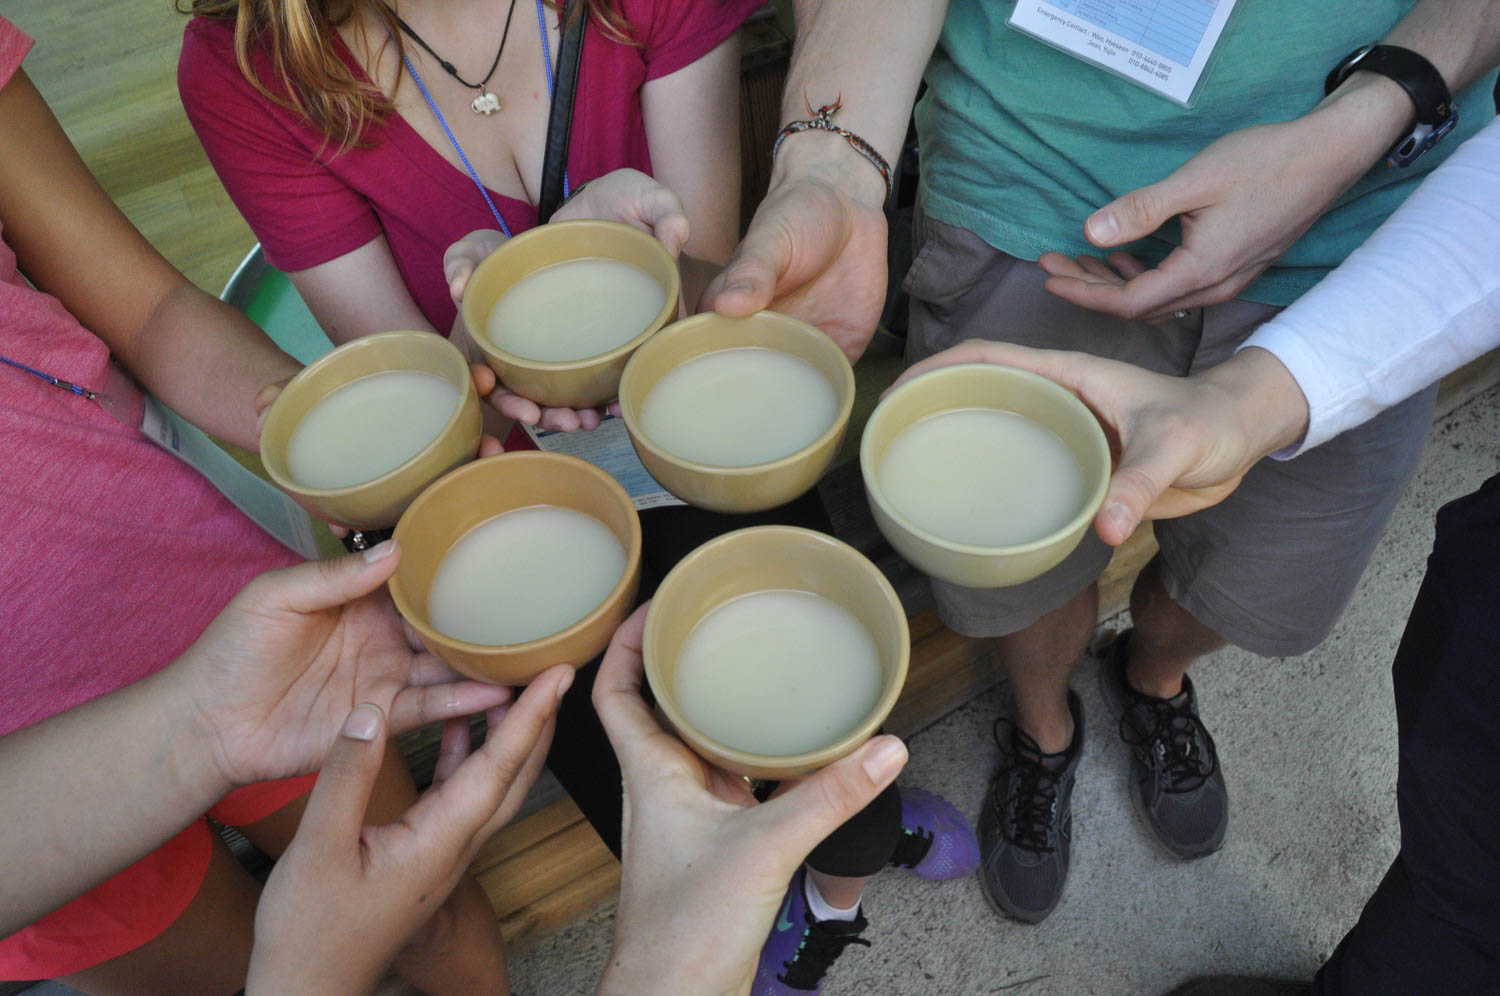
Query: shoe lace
[[990, 719, 1063, 854], [1119, 698, 1218, 793], [889, 822, 935, 869], [779, 912, 871, 989]]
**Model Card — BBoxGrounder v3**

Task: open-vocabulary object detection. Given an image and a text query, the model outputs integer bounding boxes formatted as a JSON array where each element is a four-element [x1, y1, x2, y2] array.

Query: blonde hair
[[185, 0, 634, 152]]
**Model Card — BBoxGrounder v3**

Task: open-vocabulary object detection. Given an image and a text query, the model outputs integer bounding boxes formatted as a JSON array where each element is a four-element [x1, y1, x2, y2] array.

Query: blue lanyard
[[400, 0, 572, 239], [0, 353, 98, 401]]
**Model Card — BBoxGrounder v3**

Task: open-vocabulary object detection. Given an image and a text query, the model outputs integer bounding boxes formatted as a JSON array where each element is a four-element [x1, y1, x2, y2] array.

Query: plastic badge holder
[[1006, 0, 1245, 109]]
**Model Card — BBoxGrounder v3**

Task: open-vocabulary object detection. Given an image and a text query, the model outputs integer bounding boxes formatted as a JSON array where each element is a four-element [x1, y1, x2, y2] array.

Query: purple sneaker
[[889, 787, 980, 880], [753, 868, 871, 994]]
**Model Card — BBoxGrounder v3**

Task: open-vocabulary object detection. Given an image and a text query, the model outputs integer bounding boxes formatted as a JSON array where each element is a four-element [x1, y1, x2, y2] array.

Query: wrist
[[1206, 347, 1311, 459], [601, 901, 755, 996], [156, 657, 240, 802], [1311, 69, 1419, 174], [770, 129, 888, 210]]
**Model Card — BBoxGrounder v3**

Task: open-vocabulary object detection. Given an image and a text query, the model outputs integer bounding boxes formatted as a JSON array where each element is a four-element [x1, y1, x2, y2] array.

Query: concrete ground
[[509, 384, 1500, 996]]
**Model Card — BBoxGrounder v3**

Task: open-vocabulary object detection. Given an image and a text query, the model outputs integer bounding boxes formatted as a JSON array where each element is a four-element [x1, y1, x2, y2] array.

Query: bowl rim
[[465, 219, 681, 371], [642, 525, 910, 771], [617, 311, 857, 477], [262, 329, 477, 498], [388, 451, 644, 654], [859, 363, 1112, 556]]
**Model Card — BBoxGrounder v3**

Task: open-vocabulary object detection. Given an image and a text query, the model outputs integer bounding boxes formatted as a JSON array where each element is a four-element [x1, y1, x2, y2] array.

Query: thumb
[[1084, 174, 1200, 248], [253, 379, 292, 439], [699, 217, 788, 317], [262, 541, 402, 615], [294, 703, 388, 863], [1093, 442, 1186, 546], [753, 735, 908, 861], [636, 183, 690, 258], [444, 229, 507, 304]]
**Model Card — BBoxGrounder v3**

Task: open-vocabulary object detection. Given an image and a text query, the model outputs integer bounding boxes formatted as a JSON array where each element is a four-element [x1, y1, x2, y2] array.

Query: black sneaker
[[1098, 630, 1228, 859], [978, 690, 1084, 924]]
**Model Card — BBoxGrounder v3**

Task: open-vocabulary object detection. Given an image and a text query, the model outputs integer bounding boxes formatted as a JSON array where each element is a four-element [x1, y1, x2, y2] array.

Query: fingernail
[[1103, 502, 1134, 536], [861, 736, 907, 783], [1087, 211, 1118, 243], [255, 408, 269, 436], [342, 703, 383, 741], [363, 539, 396, 563], [555, 668, 575, 703], [724, 282, 752, 297]]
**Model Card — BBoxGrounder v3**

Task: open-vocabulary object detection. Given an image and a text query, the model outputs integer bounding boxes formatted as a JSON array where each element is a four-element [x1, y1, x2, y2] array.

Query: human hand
[[593, 605, 908, 994], [700, 136, 889, 363], [893, 341, 1310, 545], [1038, 84, 1410, 321], [172, 542, 513, 790], [247, 667, 569, 996]]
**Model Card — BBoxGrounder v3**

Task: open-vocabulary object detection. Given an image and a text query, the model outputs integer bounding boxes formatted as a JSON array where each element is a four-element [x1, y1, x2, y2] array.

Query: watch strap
[[1325, 44, 1455, 125]]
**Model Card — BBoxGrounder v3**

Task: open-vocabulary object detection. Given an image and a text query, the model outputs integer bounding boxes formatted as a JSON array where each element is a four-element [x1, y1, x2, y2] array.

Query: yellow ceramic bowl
[[644, 525, 909, 780], [618, 311, 855, 514], [860, 363, 1111, 588], [461, 219, 680, 409], [260, 330, 482, 531], [389, 452, 643, 685]]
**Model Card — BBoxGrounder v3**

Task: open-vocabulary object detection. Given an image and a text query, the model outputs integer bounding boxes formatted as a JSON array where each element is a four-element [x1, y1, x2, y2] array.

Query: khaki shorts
[[902, 204, 1435, 656]]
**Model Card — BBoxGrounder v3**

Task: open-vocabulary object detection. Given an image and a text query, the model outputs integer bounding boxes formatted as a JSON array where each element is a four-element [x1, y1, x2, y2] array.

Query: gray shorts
[[902, 204, 1435, 657]]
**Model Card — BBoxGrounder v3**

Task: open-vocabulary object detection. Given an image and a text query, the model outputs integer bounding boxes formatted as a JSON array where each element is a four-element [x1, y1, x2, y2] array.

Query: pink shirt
[[178, 0, 760, 332], [0, 20, 297, 738]]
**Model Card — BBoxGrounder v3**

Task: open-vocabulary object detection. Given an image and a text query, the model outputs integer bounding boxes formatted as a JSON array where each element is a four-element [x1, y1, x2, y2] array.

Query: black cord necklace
[[383, 0, 520, 115]]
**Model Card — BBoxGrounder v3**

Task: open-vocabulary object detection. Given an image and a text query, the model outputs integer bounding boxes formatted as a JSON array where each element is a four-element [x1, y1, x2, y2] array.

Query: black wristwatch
[[1325, 44, 1459, 168]]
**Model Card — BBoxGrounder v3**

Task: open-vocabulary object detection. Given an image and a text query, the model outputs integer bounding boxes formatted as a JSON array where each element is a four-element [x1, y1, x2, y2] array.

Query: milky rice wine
[[426, 505, 627, 646], [673, 590, 883, 756], [486, 258, 666, 362], [878, 408, 1086, 547], [639, 347, 838, 466], [287, 370, 459, 490]]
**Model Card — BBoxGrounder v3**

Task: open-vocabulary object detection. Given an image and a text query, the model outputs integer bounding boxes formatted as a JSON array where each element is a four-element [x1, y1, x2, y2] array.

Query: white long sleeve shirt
[[1244, 114, 1500, 455]]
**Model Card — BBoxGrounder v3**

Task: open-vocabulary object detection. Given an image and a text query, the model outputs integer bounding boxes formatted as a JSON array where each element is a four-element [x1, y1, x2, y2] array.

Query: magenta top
[[179, 0, 760, 331]]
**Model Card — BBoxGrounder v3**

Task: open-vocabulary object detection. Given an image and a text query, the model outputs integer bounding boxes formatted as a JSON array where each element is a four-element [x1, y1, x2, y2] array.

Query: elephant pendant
[[471, 90, 502, 116]]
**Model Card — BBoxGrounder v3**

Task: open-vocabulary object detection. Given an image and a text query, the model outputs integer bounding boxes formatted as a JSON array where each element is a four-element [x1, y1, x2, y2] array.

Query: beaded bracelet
[[771, 96, 894, 203]]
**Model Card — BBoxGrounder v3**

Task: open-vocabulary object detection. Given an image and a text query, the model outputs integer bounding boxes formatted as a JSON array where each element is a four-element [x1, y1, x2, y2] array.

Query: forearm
[[1308, 1, 1500, 180], [1295, 1, 1500, 205], [1384, 0, 1500, 94], [775, 0, 948, 205], [0, 667, 229, 935], [128, 283, 300, 449], [1244, 117, 1500, 454]]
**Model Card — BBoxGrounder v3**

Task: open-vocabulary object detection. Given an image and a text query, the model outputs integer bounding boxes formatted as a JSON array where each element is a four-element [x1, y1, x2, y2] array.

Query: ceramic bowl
[[260, 329, 482, 530], [860, 363, 1111, 588], [617, 311, 854, 513], [461, 219, 680, 408], [643, 525, 908, 780], [389, 452, 643, 685]]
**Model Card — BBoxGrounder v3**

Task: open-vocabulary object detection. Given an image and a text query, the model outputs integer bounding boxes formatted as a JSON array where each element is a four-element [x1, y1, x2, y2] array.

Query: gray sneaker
[[978, 691, 1084, 924], [1097, 630, 1228, 859]]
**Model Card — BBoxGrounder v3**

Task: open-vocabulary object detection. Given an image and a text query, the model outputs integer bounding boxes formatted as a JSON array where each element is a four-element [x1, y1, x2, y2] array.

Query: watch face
[[1387, 111, 1460, 168]]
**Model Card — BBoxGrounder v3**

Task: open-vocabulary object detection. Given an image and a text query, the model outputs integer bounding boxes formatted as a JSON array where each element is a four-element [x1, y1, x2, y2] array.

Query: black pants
[[547, 489, 907, 861], [1314, 473, 1500, 993]]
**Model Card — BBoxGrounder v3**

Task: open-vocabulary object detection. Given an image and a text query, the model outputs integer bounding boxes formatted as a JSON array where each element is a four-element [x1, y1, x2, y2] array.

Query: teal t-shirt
[[914, 1, 1497, 305]]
